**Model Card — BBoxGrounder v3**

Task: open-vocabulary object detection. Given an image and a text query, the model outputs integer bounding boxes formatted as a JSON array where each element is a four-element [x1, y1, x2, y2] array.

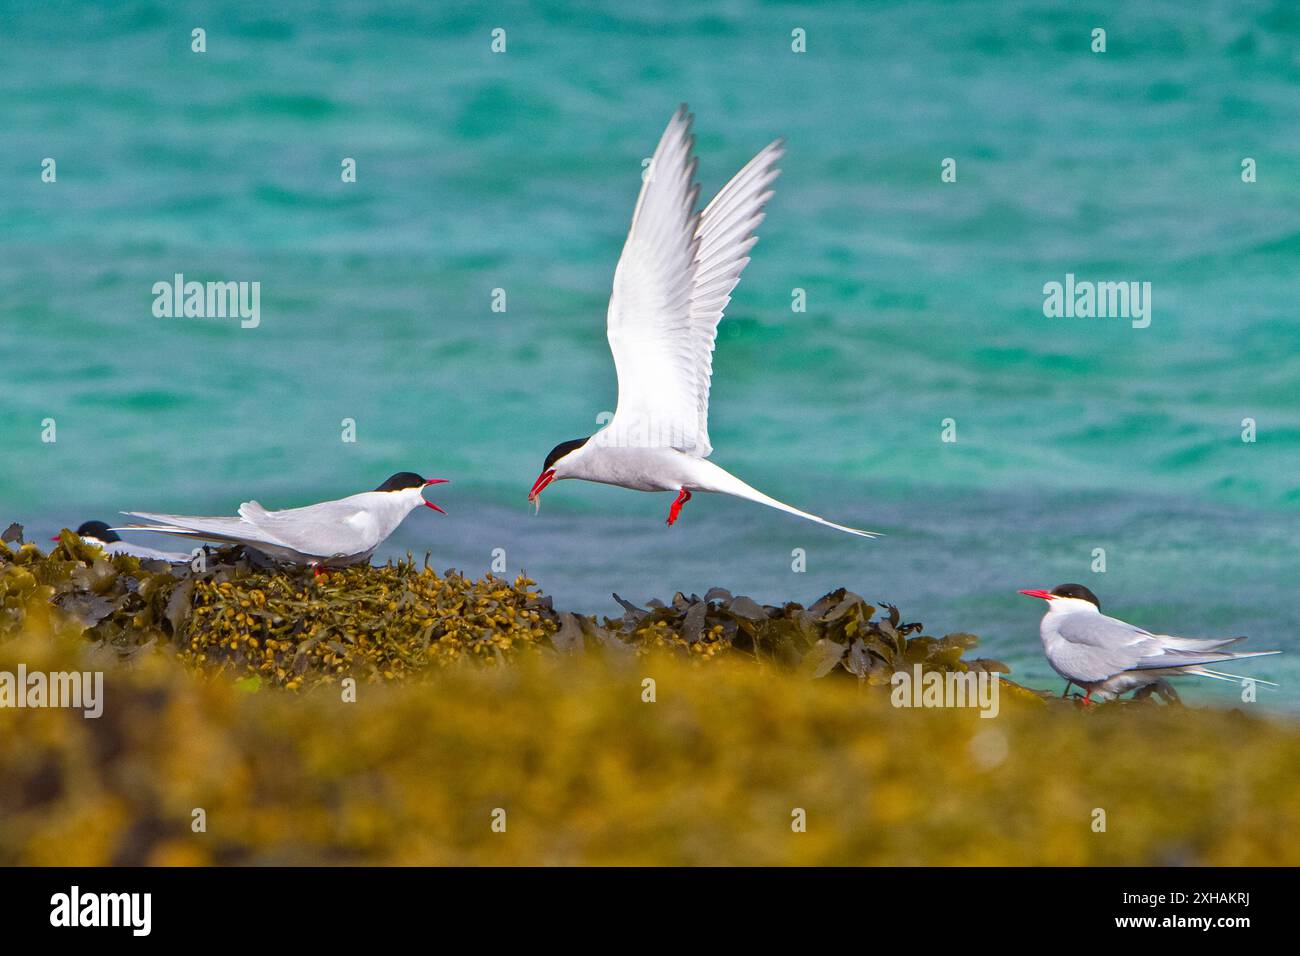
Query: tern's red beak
[[422, 477, 448, 513], [1018, 589, 1053, 601], [528, 469, 556, 502]]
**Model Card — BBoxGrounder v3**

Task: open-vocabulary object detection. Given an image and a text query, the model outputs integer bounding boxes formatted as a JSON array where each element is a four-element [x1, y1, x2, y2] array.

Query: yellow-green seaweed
[[3, 528, 1297, 867]]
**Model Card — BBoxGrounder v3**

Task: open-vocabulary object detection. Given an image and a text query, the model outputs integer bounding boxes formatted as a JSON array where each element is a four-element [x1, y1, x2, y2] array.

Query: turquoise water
[[2, 1, 1298, 706]]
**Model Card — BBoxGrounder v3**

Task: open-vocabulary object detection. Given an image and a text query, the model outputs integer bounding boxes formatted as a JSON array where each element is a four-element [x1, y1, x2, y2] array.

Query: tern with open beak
[[1020, 583, 1280, 703], [527, 106, 878, 537], [116, 472, 448, 570]]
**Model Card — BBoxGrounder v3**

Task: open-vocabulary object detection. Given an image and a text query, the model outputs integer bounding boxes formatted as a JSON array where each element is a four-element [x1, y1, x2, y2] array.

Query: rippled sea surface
[[2, 1, 1298, 706]]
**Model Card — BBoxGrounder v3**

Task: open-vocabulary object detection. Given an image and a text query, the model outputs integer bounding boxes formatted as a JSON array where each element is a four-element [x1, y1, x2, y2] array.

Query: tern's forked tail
[[1182, 651, 1282, 689], [702, 463, 881, 538]]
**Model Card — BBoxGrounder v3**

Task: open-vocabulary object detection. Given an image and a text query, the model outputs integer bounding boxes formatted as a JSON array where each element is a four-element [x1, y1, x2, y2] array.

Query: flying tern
[[116, 472, 448, 569], [1020, 583, 1280, 703], [527, 106, 878, 537], [56, 520, 194, 563]]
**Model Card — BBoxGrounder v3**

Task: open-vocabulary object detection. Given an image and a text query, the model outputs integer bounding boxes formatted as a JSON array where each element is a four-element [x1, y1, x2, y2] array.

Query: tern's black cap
[[76, 520, 120, 543], [374, 472, 426, 492], [544, 437, 589, 471], [1051, 583, 1100, 608]]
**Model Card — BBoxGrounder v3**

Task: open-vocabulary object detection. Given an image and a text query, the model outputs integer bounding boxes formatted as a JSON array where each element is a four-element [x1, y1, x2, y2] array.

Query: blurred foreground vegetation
[[1, 532, 1298, 865]]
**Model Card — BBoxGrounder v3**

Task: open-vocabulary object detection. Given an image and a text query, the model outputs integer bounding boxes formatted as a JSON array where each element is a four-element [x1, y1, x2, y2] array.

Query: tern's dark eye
[[374, 472, 425, 492], [1050, 583, 1101, 608], [544, 437, 589, 471]]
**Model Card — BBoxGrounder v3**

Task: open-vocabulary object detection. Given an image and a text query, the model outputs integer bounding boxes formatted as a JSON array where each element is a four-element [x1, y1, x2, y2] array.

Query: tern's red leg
[[666, 488, 692, 526], [1082, 689, 1094, 706]]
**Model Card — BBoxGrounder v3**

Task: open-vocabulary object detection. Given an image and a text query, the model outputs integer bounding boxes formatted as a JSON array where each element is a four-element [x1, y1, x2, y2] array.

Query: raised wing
[[1052, 613, 1254, 682], [604, 105, 783, 458]]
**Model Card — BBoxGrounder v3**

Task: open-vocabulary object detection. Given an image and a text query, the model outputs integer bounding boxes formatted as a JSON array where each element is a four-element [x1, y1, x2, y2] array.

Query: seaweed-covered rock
[[3, 525, 1011, 691], [587, 587, 1010, 682], [183, 565, 557, 687]]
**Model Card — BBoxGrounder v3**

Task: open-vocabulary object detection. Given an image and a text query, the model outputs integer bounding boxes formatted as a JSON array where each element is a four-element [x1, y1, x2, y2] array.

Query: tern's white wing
[[106, 541, 193, 563], [235, 498, 379, 557], [118, 511, 279, 547], [1051, 613, 1270, 682], [604, 105, 783, 458], [120, 504, 367, 559]]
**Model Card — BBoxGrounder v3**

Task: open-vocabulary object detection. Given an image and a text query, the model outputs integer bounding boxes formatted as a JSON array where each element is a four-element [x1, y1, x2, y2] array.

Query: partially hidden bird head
[[56, 520, 120, 544], [374, 472, 449, 514], [1018, 583, 1101, 612], [528, 437, 590, 513]]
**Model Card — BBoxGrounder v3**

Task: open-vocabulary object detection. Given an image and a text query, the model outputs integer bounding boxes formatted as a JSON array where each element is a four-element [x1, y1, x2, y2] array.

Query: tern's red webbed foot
[[666, 488, 692, 526]]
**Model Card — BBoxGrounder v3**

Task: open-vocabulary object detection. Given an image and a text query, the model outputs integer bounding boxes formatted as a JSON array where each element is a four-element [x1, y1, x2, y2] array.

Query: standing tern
[[115, 472, 448, 570], [57, 520, 193, 563], [527, 106, 878, 537], [1020, 583, 1280, 703]]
